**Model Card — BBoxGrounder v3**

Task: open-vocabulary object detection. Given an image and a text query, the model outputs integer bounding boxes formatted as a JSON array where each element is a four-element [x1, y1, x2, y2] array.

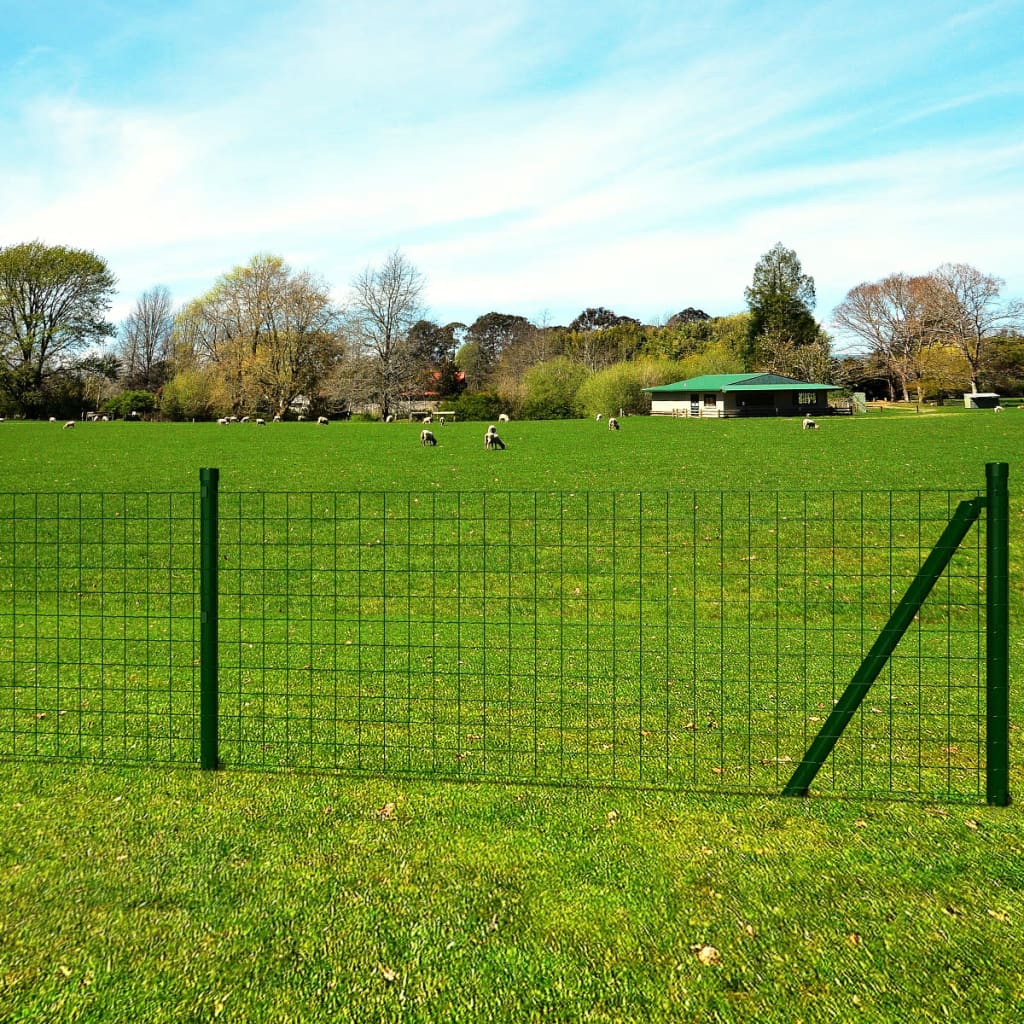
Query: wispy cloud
[[1, 0, 1021, 328]]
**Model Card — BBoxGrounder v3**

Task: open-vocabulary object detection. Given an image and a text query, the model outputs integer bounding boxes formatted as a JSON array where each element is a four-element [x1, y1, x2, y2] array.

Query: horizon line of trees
[[1, 239, 1021, 422]]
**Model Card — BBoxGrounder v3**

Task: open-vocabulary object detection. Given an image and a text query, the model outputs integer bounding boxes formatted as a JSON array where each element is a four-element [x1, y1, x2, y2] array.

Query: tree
[[174, 253, 342, 417], [0, 241, 116, 415], [744, 243, 818, 368], [344, 251, 426, 419], [463, 312, 535, 385], [832, 274, 933, 401], [926, 263, 1021, 393], [665, 308, 711, 328], [567, 307, 637, 333], [118, 285, 175, 390]]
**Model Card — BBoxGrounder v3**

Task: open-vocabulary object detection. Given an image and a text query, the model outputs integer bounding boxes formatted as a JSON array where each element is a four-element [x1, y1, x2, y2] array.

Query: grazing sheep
[[802, 416, 818, 430], [49, 417, 57, 422], [595, 413, 603, 421], [317, 415, 329, 425], [63, 420, 75, 430], [273, 414, 282, 422], [994, 405, 1004, 413], [498, 413, 510, 422], [438, 416, 445, 426], [297, 415, 306, 421], [217, 417, 229, 425], [255, 417, 266, 425], [420, 429, 437, 446], [484, 430, 506, 450], [422, 415, 432, 425], [240, 416, 250, 423], [385, 414, 394, 423], [608, 417, 620, 430], [101, 415, 109, 421]]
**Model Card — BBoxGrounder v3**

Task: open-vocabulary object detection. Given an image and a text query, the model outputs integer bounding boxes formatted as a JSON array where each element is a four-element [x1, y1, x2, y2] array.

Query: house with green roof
[[643, 373, 843, 419]]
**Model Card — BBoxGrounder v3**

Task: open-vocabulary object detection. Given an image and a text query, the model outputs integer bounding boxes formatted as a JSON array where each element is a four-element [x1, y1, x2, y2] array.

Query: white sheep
[[273, 414, 282, 422], [422, 415, 432, 425], [608, 417, 620, 431], [498, 413, 510, 422], [438, 416, 445, 426], [484, 430, 506, 450], [802, 416, 818, 430], [385, 414, 394, 423], [49, 417, 56, 423], [297, 415, 306, 421], [595, 413, 603, 421], [317, 415, 329, 425], [255, 417, 266, 425], [63, 420, 75, 429], [240, 416, 250, 423], [217, 417, 229, 425], [994, 405, 1004, 413], [420, 429, 437, 446]]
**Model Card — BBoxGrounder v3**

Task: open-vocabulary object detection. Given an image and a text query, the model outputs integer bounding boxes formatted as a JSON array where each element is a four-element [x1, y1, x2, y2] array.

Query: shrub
[[452, 391, 504, 421], [520, 357, 590, 419]]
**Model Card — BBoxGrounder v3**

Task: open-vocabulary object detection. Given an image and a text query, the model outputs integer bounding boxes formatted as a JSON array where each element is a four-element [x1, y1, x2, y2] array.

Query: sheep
[[484, 429, 506, 450], [802, 416, 818, 430], [438, 416, 445, 426], [420, 429, 437, 446], [317, 415, 329, 425], [595, 413, 603, 421], [385, 414, 394, 423], [240, 416, 250, 423], [273, 414, 282, 422], [49, 416, 57, 423], [608, 417, 620, 430], [422, 415, 432, 425], [498, 413, 510, 422], [63, 420, 75, 430], [217, 417, 229, 425], [255, 417, 266, 425], [101, 415, 109, 422], [297, 415, 306, 421], [994, 405, 1004, 413]]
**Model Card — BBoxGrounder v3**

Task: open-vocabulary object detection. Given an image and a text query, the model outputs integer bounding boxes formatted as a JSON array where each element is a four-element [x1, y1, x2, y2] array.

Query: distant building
[[644, 373, 843, 418]]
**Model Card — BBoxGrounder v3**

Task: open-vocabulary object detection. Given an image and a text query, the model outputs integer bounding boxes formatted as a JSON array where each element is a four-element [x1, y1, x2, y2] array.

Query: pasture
[[1, 410, 1023, 1022]]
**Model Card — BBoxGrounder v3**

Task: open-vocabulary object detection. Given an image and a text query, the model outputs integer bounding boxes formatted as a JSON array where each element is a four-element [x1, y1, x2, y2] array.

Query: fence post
[[199, 468, 220, 770], [986, 462, 1010, 806]]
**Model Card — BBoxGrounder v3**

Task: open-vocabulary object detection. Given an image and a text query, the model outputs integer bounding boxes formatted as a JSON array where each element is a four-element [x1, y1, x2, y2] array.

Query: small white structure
[[964, 392, 1001, 410]]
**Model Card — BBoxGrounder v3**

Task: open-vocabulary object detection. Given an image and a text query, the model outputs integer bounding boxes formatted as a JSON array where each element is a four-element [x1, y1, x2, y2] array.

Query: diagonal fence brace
[[783, 495, 986, 798]]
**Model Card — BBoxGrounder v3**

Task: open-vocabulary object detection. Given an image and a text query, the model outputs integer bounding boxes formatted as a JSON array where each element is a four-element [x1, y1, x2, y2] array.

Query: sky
[[2, 0, 1023, 345]]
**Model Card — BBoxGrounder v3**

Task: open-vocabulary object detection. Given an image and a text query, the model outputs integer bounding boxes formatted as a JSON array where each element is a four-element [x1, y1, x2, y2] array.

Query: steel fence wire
[[0, 482, 993, 799]]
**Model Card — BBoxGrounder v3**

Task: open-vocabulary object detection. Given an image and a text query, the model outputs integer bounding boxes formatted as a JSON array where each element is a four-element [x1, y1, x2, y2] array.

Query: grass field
[[1, 409, 1022, 1021]]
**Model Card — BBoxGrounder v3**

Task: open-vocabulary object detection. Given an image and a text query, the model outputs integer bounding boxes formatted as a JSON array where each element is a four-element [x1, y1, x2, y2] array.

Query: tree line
[[0, 239, 1020, 421]]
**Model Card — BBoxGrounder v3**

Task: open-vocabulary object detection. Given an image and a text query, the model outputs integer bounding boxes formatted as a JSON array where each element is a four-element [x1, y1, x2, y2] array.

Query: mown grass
[[1, 409, 1022, 1022]]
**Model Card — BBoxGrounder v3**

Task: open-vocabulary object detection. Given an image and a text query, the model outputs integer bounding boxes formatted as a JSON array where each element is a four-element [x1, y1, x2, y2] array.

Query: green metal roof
[[644, 373, 839, 394]]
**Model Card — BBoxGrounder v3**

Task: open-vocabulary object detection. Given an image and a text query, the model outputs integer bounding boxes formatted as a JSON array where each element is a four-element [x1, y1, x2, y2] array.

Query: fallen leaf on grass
[[606, 810, 619, 826], [847, 933, 862, 946], [964, 819, 980, 831], [854, 820, 868, 828], [692, 944, 721, 966], [376, 803, 396, 821], [378, 964, 399, 983]]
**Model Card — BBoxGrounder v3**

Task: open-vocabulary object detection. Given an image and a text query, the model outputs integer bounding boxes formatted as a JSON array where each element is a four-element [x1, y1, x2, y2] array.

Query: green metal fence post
[[200, 468, 220, 770], [986, 462, 1010, 806]]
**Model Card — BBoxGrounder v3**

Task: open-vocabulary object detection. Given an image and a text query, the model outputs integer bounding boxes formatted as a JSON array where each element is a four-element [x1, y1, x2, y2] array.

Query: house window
[[797, 392, 815, 405], [703, 393, 717, 407]]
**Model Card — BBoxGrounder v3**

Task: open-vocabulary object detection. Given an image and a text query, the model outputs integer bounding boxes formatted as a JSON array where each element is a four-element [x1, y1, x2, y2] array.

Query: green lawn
[[1, 410, 1022, 1021]]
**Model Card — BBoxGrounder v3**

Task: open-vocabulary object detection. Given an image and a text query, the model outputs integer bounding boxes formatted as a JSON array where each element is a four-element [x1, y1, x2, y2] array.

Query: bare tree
[[118, 285, 175, 390], [344, 251, 426, 419], [926, 263, 1021, 393], [832, 274, 933, 401]]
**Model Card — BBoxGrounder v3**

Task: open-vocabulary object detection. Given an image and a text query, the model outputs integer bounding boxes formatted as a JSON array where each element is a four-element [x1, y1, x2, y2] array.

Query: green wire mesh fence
[[0, 470, 1009, 801]]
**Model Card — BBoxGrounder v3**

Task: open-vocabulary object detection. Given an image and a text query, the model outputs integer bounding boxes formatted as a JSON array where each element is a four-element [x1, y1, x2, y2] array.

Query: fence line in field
[[0, 466, 1010, 803]]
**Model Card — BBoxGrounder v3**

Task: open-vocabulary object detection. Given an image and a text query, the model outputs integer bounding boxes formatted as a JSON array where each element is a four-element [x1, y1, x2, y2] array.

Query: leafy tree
[[102, 390, 157, 418], [985, 332, 1024, 396], [521, 356, 590, 419], [117, 285, 175, 391], [344, 251, 426, 419], [567, 307, 637, 333], [665, 307, 711, 328], [744, 243, 818, 368], [577, 358, 688, 418], [464, 312, 535, 384], [452, 389, 504, 421], [0, 240, 116, 416], [175, 253, 342, 417], [160, 370, 215, 421]]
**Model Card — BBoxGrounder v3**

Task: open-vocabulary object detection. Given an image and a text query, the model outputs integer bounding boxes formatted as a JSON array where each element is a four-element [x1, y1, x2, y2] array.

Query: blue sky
[[2, 0, 1022, 342]]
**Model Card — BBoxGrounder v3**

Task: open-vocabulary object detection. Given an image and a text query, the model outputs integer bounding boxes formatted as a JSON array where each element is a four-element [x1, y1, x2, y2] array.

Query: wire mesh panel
[[215, 487, 987, 799], [0, 492, 199, 765]]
